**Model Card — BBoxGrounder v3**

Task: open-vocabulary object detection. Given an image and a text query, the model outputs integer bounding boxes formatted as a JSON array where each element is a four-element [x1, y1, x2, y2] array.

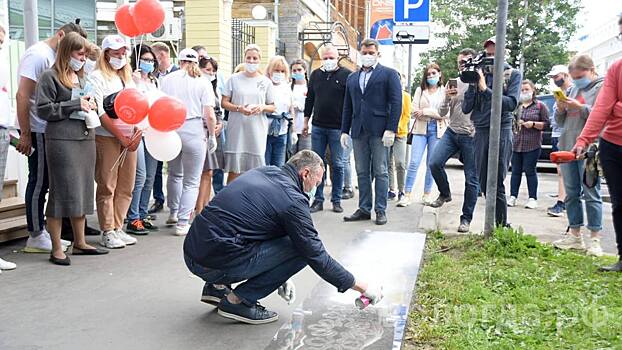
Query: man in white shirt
[[15, 22, 87, 253]]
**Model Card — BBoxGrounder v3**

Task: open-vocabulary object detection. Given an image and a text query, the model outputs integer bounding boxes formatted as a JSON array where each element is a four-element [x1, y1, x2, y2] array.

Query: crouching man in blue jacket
[[183, 150, 382, 324]]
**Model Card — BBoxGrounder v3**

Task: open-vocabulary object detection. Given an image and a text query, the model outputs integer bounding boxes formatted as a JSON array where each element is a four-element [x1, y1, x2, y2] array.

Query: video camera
[[459, 52, 495, 84]]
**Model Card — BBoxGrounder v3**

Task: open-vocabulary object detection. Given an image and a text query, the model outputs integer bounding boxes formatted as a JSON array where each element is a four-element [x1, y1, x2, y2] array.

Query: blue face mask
[[292, 72, 305, 81], [139, 60, 155, 74], [573, 77, 591, 90], [427, 77, 440, 86]]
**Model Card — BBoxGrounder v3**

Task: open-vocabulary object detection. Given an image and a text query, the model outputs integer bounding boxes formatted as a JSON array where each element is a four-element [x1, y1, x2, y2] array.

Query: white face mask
[[245, 62, 259, 73], [69, 57, 85, 72], [322, 59, 338, 72], [84, 59, 96, 74], [520, 92, 532, 103], [109, 56, 127, 70], [206, 73, 216, 82], [271, 72, 285, 84], [361, 54, 377, 68]]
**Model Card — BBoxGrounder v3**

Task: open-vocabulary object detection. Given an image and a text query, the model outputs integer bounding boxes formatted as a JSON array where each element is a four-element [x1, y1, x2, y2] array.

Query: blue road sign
[[394, 0, 430, 23]]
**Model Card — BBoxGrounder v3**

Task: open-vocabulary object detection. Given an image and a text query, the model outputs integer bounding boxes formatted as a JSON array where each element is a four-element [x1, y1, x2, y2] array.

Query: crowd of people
[[0, 18, 621, 279]]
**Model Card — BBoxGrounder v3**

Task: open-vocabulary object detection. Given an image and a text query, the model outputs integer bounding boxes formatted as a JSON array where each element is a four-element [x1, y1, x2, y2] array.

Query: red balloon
[[114, 4, 142, 37], [114, 88, 150, 125], [148, 96, 187, 132], [133, 0, 166, 34]]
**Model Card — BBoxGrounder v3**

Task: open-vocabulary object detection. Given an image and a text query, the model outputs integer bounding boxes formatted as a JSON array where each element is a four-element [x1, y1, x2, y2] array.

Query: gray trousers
[[388, 136, 407, 192], [0, 128, 8, 201], [167, 118, 207, 225]]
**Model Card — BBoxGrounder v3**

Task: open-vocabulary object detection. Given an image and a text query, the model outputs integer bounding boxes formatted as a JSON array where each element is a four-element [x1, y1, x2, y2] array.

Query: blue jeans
[[265, 134, 288, 167], [405, 122, 439, 193], [184, 236, 307, 304], [128, 140, 159, 220], [510, 148, 540, 199], [429, 129, 479, 223], [342, 136, 353, 189], [352, 129, 389, 214], [153, 161, 165, 204], [311, 126, 344, 203], [560, 160, 602, 232]]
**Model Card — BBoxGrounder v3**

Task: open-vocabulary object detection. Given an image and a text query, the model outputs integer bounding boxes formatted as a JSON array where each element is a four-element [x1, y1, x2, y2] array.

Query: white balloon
[[144, 129, 181, 162]]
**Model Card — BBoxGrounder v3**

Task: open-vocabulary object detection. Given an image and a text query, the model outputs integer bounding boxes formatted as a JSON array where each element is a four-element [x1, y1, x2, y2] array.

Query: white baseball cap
[[547, 65, 569, 77], [483, 36, 496, 48], [178, 48, 199, 63], [102, 35, 130, 51]]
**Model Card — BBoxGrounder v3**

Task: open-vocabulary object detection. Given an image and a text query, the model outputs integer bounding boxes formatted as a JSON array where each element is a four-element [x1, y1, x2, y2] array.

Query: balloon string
[[109, 130, 143, 172]]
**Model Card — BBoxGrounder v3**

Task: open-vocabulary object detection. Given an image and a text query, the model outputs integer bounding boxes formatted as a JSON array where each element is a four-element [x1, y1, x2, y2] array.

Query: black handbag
[[102, 80, 126, 119]]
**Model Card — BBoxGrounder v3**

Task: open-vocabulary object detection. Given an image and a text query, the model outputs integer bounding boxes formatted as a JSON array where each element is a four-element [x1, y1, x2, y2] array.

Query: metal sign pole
[[484, 0, 509, 238], [407, 44, 413, 92]]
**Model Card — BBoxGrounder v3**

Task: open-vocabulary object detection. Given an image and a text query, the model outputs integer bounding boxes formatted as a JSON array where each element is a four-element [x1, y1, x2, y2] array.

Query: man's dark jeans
[[474, 128, 513, 226], [311, 126, 344, 204], [184, 236, 307, 304], [429, 128, 479, 223]]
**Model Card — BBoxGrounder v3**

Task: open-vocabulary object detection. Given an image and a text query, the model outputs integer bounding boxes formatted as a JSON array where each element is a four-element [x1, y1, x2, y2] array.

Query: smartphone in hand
[[448, 79, 458, 89]]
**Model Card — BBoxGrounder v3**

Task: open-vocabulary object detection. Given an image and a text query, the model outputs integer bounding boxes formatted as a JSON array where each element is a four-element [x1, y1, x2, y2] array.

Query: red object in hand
[[114, 4, 141, 37], [550, 151, 576, 164], [148, 96, 187, 132], [114, 88, 150, 125]]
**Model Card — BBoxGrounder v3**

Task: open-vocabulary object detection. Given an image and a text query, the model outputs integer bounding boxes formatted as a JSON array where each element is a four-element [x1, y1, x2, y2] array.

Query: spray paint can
[[355, 295, 371, 309]]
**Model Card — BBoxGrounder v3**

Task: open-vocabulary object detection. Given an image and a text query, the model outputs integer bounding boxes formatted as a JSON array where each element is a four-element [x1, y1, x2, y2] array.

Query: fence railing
[[231, 19, 255, 71]]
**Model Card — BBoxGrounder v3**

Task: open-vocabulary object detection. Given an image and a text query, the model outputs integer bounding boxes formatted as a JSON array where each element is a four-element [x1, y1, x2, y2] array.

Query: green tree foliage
[[418, 0, 581, 87]]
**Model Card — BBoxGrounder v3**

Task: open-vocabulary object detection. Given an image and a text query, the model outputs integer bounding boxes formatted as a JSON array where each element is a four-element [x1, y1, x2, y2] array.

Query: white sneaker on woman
[[100, 230, 126, 249], [525, 198, 538, 209], [421, 193, 431, 205], [553, 234, 585, 251], [397, 193, 412, 207], [116, 229, 137, 246], [23, 234, 53, 253], [175, 224, 190, 236], [42, 230, 71, 247], [0, 258, 17, 270], [507, 196, 517, 207], [587, 238, 604, 257]]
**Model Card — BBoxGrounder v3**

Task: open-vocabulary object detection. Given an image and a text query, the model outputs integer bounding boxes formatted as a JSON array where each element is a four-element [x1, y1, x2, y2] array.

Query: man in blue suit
[[340, 39, 402, 225]]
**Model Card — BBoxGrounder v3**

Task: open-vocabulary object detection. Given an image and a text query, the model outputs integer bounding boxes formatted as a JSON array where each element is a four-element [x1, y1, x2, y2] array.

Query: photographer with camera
[[462, 36, 522, 227]]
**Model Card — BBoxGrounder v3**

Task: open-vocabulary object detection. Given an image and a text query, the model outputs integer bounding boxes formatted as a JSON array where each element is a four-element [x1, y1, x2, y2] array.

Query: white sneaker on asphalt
[[100, 230, 126, 249], [421, 193, 431, 205], [42, 230, 71, 247], [397, 193, 412, 207], [507, 196, 517, 207], [553, 234, 585, 251], [0, 258, 17, 270], [587, 238, 604, 257], [166, 213, 178, 226], [175, 224, 190, 236], [23, 234, 53, 253], [525, 198, 538, 209], [116, 229, 137, 246]]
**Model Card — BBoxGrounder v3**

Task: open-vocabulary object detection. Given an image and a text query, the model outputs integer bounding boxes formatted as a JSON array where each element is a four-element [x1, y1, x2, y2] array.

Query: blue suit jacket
[[341, 64, 403, 138]]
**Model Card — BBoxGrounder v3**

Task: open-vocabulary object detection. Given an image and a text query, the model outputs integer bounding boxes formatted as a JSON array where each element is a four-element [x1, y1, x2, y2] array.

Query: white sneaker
[[116, 229, 137, 246], [397, 193, 412, 207], [421, 193, 431, 205], [0, 258, 17, 270], [42, 230, 71, 247], [100, 230, 126, 249], [525, 198, 538, 209], [166, 213, 178, 226], [23, 234, 52, 253], [507, 196, 517, 207], [553, 234, 585, 251], [587, 238, 604, 257], [175, 224, 190, 236]]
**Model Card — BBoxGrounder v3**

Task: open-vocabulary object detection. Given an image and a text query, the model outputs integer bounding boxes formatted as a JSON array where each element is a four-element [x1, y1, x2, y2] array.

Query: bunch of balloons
[[115, 0, 166, 38], [114, 89, 186, 162]]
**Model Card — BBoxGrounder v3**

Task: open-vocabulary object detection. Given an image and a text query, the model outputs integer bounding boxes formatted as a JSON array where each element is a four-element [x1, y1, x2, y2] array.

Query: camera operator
[[462, 36, 522, 227]]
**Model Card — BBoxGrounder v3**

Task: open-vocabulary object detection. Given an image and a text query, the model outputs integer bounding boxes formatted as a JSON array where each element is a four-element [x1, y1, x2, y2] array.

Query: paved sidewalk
[[419, 163, 617, 256]]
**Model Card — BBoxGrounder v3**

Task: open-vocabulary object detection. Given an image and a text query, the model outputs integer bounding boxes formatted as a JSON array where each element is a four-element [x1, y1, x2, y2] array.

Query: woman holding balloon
[[125, 44, 161, 235], [160, 48, 217, 236], [221, 44, 275, 183], [90, 35, 140, 249]]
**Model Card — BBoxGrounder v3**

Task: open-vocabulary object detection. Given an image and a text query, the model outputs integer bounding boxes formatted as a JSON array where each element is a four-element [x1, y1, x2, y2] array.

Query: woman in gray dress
[[36, 32, 108, 266]]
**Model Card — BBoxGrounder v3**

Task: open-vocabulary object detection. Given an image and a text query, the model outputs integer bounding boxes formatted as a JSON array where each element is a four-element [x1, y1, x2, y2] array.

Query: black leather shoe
[[201, 283, 232, 306], [332, 202, 343, 213], [148, 201, 164, 214], [342, 188, 354, 200], [375, 211, 387, 225], [343, 209, 371, 222], [428, 195, 452, 208], [310, 201, 323, 213], [599, 261, 622, 272], [49, 253, 71, 266]]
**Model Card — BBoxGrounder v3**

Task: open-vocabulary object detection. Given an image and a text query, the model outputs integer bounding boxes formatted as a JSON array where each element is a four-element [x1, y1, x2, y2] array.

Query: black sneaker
[[388, 190, 397, 200], [310, 201, 323, 213], [201, 283, 232, 306], [428, 195, 452, 208], [142, 219, 159, 231], [342, 188, 354, 200], [217, 297, 279, 324], [148, 201, 164, 214], [126, 219, 149, 235], [547, 201, 565, 217]]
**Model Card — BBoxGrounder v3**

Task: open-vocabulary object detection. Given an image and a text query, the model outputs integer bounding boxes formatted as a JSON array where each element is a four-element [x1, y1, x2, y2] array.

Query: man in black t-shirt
[[303, 45, 352, 214]]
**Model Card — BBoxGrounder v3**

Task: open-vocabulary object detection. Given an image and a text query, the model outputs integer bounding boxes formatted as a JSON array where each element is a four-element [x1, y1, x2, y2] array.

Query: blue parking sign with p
[[394, 0, 430, 23]]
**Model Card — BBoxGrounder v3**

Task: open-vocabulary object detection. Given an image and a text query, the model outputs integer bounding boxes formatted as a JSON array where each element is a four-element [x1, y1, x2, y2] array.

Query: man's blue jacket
[[183, 164, 355, 293]]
